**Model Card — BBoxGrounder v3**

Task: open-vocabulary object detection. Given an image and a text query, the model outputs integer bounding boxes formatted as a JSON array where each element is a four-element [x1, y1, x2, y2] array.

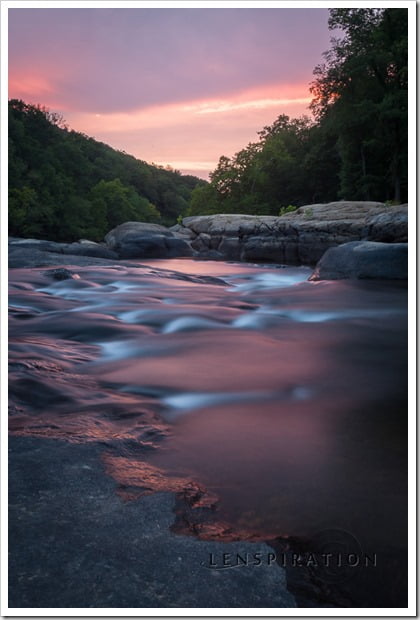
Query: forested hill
[[8, 99, 206, 242], [189, 8, 408, 217]]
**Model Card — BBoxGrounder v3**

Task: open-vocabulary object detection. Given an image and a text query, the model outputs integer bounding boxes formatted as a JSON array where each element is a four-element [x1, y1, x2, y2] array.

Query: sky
[[8, 6, 335, 179]]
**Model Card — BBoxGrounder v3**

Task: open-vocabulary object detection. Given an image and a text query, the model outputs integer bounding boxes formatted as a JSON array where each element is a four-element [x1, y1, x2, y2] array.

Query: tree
[[90, 178, 161, 236], [188, 183, 220, 216], [310, 8, 408, 202]]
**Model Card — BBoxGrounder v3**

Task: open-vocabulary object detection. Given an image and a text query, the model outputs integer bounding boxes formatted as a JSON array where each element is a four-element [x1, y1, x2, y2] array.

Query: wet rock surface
[[8, 436, 296, 609]]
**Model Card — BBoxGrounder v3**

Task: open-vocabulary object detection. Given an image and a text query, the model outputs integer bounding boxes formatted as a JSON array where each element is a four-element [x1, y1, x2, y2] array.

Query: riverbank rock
[[309, 241, 408, 281], [8, 237, 118, 260], [179, 203, 407, 265], [9, 202, 408, 268], [8, 243, 140, 269], [9, 436, 296, 608], [104, 221, 193, 259]]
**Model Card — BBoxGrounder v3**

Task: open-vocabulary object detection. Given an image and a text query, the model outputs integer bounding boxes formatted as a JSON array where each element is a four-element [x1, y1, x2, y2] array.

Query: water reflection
[[9, 259, 407, 603]]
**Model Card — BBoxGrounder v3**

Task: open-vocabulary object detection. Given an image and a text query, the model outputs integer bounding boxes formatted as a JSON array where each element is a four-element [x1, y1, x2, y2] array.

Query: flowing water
[[9, 258, 408, 606]]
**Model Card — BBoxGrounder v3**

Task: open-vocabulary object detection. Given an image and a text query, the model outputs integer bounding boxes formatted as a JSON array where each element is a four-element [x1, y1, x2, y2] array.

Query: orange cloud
[[9, 74, 55, 99]]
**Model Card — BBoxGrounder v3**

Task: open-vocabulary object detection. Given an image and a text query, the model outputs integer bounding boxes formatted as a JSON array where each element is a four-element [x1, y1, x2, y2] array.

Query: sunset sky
[[8, 6, 336, 178]]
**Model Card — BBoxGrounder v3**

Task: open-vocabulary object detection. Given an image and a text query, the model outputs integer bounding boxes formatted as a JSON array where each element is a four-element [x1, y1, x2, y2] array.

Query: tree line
[[189, 8, 408, 216], [9, 99, 205, 241]]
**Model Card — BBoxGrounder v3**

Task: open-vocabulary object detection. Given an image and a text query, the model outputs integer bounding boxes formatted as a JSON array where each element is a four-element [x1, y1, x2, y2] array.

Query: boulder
[[309, 241, 408, 281], [105, 222, 173, 248], [43, 268, 80, 281], [104, 221, 192, 259], [164, 237, 194, 258]]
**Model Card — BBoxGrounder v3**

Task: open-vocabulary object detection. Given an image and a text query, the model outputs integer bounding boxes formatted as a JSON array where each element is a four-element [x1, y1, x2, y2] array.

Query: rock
[[115, 235, 168, 259], [9, 436, 296, 608], [62, 242, 118, 259], [9, 202, 409, 268], [105, 221, 173, 248], [192, 249, 224, 260], [104, 221, 193, 259], [43, 268, 80, 281], [242, 237, 294, 264], [8, 237, 118, 260], [191, 232, 212, 253], [8, 238, 66, 253], [288, 201, 387, 221], [8, 246, 148, 269], [165, 237, 193, 258], [218, 237, 242, 260], [168, 224, 196, 240], [309, 241, 408, 281], [180, 203, 408, 265], [362, 205, 408, 242]]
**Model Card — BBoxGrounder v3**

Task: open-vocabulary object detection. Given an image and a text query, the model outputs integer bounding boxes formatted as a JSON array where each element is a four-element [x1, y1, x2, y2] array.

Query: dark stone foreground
[[8, 437, 296, 609]]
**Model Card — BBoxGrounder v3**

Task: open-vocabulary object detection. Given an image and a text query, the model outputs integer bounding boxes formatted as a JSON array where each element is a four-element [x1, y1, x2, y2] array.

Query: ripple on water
[[160, 386, 313, 420], [162, 316, 228, 334]]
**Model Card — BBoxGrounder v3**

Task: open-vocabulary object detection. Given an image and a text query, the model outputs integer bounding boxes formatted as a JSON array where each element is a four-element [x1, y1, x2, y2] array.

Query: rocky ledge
[[9, 201, 408, 280], [175, 202, 407, 265], [9, 436, 296, 608]]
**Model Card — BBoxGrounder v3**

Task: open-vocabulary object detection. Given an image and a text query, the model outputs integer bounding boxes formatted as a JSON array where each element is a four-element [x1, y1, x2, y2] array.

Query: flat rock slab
[[8, 238, 118, 260], [8, 436, 296, 609], [8, 247, 146, 269]]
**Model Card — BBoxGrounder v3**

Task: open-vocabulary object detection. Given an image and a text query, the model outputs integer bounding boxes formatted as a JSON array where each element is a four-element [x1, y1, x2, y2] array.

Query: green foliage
[[304, 208, 314, 219], [8, 100, 205, 241], [89, 178, 160, 236], [310, 8, 408, 202], [279, 205, 298, 216], [187, 183, 221, 216], [188, 114, 340, 217], [9, 186, 43, 237]]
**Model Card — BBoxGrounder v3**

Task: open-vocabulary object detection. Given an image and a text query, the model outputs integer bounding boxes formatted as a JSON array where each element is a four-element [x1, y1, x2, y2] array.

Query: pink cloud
[[8, 8, 332, 178], [61, 82, 312, 178]]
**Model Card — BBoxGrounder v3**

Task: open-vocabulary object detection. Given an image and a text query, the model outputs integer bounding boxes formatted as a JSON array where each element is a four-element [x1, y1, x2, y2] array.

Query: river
[[9, 258, 408, 607]]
